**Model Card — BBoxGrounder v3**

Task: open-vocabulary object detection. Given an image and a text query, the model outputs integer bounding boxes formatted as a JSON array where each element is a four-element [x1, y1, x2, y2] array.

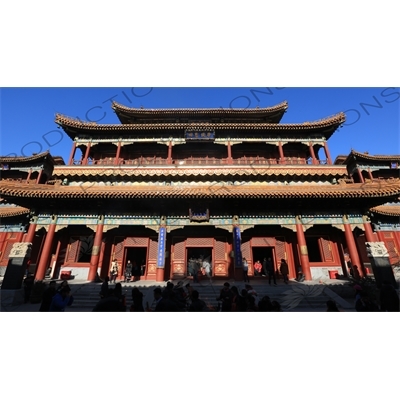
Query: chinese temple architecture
[[1, 100, 399, 282]]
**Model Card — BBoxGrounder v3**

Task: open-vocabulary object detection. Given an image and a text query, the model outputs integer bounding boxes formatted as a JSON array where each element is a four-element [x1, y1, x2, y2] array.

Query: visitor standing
[[242, 257, 249, 282]]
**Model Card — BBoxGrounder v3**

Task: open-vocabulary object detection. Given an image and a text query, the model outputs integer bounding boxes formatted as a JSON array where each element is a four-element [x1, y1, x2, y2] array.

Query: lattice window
[[251, 237, 276, 247], [173, 241, 185, 260], [383, 232, 394, 239], [186, 238, 213, 246], [125, 237, 148, 247], [320, 237, 334, 262], [149, 239, 158, 259], [275, 238, 286, 264], [214, 240, 226, 260], [114, 242, 124, 260], [0, 242, 15, 262], [66, 238, 80, 263], [386, 240, 399, 262]]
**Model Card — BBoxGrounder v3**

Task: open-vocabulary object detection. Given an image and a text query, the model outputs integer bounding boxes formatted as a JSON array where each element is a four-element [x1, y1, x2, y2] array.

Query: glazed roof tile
[[55, 112, 346, 132], [0, 151, 51, 163], [347, 150, 400, 163], [370, 205, 400, 216], [112, 101, 289, 115], [0, 205, 30, 218], [52, 165, 348, 178], [1, 180, 399, 200]]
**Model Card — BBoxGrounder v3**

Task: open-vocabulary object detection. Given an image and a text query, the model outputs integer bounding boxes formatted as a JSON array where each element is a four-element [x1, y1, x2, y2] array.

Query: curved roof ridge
[[0, 150, 50, 163], [111, 100, 289, 114], [351, 149, 400, 161], [55, 112, 345, 130]]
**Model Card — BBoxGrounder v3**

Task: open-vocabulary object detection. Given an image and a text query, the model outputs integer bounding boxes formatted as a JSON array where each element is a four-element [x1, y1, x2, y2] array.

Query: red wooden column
[[114, 141, 122, 165], [309, 143, 318, 165], [278, 141, 285, 164], [35, 216, 57, 281], [68, 142, 77, 165], [367, 168, 374, 181], [24, 216, 38, 243], [362, 214, 376, 243], [16, 231, 24, 242], [88, 215, 104, 281], [26, 168, 32, 183], [167, 140, 173, 164], [83, 142, 91, 165], [323, 141, 333, 164], [357, 167, 365, 183], [342, 215, 364, 278], [227, 141, 233, 164], [295, 216, 312, 280], [36, 169, 43, 184]]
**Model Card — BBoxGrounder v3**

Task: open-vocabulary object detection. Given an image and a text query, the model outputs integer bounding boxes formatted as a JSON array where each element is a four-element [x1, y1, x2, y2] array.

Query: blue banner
[[157, 227, 166, 268], [233, 226, 243, 268]]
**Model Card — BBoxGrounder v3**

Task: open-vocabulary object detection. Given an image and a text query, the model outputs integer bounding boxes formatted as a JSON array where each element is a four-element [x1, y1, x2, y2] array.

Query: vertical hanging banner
[[233, 226, 243, 268], [157, 227, 166, 268]]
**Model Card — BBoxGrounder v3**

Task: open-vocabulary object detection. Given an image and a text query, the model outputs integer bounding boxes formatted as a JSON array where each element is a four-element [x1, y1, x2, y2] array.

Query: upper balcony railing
[[71, 156, 329, 166]]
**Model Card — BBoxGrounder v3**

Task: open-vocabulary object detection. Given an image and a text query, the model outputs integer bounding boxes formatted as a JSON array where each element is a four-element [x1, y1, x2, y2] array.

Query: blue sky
[[1, 87, 399, 162]]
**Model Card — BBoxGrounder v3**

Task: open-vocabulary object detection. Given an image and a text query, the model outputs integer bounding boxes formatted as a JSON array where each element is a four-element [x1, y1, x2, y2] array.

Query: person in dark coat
[[124, 261, 133, 282], [189, 290, 208, 311], [93, 289, 126, 312], [326, 300, 339, 311], [216, 282, 234, 312], [39, 280, 57, 311], [153, 287, 178, 311], [379, 281, 399, 312], [280, 259, 289, 284], [266, 257, 277, 286], [100, 276, 109, 298], [23, 274, 35, 303], [50, 286, 74, 311], [130, 287, 144, 311]]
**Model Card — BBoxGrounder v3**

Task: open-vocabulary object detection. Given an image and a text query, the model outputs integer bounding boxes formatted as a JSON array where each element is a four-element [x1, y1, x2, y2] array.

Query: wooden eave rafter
[[370, 205, 400, 217], [1, 180, 399, 200], [0, 205, 30, 218], [51, 165, 348, 179], [55, 112, 346, 140], [0, 150, 52, 164], [345, 150, 400, 164]]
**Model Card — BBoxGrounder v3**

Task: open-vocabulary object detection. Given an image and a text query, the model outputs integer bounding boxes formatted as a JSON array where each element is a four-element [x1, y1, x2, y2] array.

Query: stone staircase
[[66, 279, 354, 312]]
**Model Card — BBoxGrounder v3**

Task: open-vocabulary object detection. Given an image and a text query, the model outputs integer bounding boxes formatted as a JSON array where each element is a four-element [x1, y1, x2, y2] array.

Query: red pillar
[[278, 141, 285, 164], [68, 142, 77, 165], [35, 216, 57, 281], [357, 168, 365, 183], [367, 168, 374, 181], [16, 231, 24, 242], [309, 143, 318, 165], [24, 216, 38, 243], [227, 141, 233, 164], [362, 215, 376, 243], [26, 168, 32, 183], [167, 141, 172, 164], [88, 216, 104, 282], [114, 142, 122, 165], [36, 169, 43, 184], [324, 141, 332, 164], [83, 142, 91, 165], [343, 215, 364, 278], [295, 216, 312, 280]]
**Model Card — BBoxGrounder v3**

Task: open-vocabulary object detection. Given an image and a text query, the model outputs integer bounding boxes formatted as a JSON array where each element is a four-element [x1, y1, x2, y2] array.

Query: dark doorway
[[186, 247, 212, 277], [123, 247, 147, 278], [252, 246, 274, 274]]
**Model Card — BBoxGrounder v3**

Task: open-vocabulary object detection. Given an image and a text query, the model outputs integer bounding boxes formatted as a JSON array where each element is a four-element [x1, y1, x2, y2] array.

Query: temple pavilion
[[1, 100, 399, 282]]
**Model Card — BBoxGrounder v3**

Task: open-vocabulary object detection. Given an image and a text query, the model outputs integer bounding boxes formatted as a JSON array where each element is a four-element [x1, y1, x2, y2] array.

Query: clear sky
[[1, 87, 399, 162]]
